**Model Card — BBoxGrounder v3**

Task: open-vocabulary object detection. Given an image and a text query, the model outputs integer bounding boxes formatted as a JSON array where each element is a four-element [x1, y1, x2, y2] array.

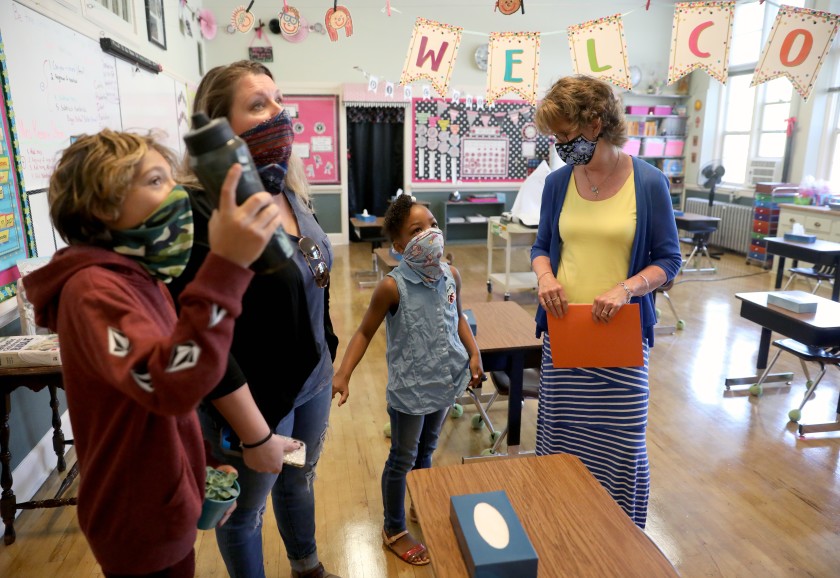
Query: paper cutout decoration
[[751, 6, 840, 101], [325, 5, 353, 42], [401, 18, 463, 98], [496, 0, 525, 15], [248, 26, 273, 62], [278, 6, 304, 38], [197, 8, 217, 40], [568, 14, 632, 90], [486, 31, 540, 106], [668, 1, 735, 85], [231, 5, 256, 33]]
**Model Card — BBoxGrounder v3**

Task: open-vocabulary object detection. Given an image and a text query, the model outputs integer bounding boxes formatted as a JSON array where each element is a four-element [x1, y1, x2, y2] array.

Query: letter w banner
[[751, 6, 840, 101], [667, 1, 735, 85], [568, 14, 632, 91], [400, 18, 462, 97], [485, 32, 541, 106]]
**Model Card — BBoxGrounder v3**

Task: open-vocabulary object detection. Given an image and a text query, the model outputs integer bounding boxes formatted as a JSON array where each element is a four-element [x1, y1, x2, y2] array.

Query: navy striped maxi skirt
[[536, 334, 651, 528]]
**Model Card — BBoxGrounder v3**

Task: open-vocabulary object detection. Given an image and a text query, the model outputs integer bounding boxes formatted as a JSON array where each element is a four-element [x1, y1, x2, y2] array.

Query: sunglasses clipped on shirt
[[298, 236, 330, 289]]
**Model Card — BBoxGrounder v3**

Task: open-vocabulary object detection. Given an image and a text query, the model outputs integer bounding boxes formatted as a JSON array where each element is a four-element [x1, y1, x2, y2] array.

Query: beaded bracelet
[[618, 281, 633, 304], [240, 430, 273, 449]]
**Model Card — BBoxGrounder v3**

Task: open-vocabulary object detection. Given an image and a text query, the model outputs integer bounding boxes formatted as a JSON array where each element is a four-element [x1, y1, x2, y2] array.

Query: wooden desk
[[407, 454, 678, 577], [675, 212, 721, 273], [373, 247, 399, 278], [0, 365, 77, 545], [764, 236, 840, 301], [467, 302, 542, 459], [734, 291, 840, 433]]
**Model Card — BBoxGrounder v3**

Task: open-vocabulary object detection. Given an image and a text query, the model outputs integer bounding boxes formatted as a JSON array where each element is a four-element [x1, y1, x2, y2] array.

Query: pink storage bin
[[622, 138, 641, 155], [640, 137, 665, 156], [625, 105, 651, 115], [653, 105, 673, 115], [664, 139, 684, 156]]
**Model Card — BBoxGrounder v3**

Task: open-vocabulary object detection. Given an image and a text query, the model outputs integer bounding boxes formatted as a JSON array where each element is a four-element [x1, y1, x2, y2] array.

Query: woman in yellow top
[[530, 75, 682, 528]]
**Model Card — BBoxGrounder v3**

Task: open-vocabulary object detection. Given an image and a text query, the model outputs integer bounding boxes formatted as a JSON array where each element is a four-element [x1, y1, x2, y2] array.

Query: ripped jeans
[[199, 384, 332, 578]]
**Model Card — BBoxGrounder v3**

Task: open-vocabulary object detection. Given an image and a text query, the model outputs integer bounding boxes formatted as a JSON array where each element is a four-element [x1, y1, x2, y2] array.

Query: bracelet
[[637, 273, 650, 295], [537, 271, 553, 285], [618, 281, 633, 304], [240, 430, 273, 449]]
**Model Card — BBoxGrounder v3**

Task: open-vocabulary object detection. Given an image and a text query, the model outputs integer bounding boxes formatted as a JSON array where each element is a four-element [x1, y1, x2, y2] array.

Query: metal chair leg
[[794, 365, 826, 413]]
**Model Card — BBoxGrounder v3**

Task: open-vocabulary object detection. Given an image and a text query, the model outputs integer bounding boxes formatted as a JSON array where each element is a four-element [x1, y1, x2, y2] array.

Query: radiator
[[683, 199, 753, 255]]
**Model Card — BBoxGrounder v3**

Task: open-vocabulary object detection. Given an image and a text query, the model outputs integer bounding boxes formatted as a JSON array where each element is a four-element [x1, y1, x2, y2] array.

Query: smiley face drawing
[[496, 0, 523, 15], [325, 6, 353, 42], [279, 6, 301, 36]]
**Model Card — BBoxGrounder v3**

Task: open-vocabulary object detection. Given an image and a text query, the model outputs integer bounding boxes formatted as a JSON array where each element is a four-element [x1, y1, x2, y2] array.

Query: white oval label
[[473, 502, 510, 549]]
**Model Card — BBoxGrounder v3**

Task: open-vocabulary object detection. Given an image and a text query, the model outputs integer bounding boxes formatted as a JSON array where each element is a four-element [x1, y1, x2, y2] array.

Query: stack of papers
[[466, 215, 489, 223]]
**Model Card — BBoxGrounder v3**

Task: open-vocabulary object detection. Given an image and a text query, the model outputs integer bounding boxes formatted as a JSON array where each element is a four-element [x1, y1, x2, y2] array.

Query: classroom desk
[[0, 365, 77, 545], [350, 217, 386, 287], [466, 301, 542, 460], [675, 212, 721, 273], [734, 291, 840, 434], [373, 247, 399, 279], [406, 454, 678, 578], [764, 236, 840, 302]]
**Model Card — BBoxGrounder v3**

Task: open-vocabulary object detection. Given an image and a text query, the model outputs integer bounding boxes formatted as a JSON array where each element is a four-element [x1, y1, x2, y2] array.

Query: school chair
[[740, 339, 840, 424], [782, 263, 835, 294]]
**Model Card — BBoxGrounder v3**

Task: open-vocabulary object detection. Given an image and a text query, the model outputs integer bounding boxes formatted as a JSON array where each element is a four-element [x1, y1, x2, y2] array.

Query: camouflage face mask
[[110, 185, 194, 283]]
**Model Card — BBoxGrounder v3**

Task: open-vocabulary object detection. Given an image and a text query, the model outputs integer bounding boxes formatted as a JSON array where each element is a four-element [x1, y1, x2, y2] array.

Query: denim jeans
[[200, 384, 332, 578], [381, 405, 448, 533]]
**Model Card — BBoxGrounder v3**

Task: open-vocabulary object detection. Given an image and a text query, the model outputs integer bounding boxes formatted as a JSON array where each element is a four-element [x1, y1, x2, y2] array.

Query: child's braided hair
[[382, 194, 415, 242]]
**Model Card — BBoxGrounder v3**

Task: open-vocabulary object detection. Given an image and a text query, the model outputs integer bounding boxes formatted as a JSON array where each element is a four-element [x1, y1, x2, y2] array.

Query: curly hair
[[181, 60, 311, 209], [49, 129, 176, 246], [382, 194, 415, 242], [535, 75, 627, 147]]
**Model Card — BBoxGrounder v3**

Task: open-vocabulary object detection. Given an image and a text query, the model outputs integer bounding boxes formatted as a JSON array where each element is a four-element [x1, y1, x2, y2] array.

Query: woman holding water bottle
[[169, 60, 343, 578]]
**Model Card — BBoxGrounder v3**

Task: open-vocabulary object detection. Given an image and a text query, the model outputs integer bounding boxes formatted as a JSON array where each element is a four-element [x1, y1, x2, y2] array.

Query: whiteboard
[[117, 59, 183, 157], [0, 1, 122, 191]]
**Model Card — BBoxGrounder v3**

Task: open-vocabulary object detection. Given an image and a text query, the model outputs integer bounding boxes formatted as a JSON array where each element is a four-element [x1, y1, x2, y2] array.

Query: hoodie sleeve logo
[[108, 327, 131, 357]]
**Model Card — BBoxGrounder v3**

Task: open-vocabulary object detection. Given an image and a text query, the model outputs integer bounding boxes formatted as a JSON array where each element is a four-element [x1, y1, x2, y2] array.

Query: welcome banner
[[400, 18, 463, 98], [668, 1, 735, 85], [486, 32, 541, 106], [568, 14, 632, 90], [752, 6, 840, 101]]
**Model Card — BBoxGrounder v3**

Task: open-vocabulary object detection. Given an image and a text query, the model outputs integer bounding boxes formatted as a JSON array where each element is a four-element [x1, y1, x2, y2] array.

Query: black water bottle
[[183, 112, 294, 273]]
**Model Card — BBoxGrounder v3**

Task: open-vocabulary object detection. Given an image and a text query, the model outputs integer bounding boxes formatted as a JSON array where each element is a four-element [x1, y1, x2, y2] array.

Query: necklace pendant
[[591, 186, 599, 195]]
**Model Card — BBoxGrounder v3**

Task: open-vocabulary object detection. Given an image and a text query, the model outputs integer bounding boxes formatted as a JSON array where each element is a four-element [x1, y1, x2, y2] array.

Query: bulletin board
[[0, 29, 35, 302], [411, 98, 552, 184], [283, 95, 340, 185]]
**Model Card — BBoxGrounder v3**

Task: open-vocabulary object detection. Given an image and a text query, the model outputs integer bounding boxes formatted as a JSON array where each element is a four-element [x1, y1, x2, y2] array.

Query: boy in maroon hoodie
[[23, 130, 285, 577]]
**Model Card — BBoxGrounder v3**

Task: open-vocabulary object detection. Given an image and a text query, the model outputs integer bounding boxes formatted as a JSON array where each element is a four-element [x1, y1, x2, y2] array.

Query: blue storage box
[[783, 232, 817, 243], [354, 213, 376, 223], [450, 491, 538, 578]]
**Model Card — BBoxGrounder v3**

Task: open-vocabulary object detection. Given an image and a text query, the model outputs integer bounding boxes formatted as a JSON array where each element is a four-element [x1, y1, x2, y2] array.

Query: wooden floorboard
[[2, 241, 839, 577]]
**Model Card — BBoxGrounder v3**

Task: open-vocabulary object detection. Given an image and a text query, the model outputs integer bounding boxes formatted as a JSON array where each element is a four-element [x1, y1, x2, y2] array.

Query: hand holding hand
[[208, 164, 285, 268]]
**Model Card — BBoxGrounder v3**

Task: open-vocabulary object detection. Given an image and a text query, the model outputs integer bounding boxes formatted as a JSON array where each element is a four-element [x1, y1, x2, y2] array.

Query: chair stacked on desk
[[782, 264, 836, 294]]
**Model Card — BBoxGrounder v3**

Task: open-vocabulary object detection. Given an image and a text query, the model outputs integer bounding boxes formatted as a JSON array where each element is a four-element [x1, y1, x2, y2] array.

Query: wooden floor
[[2, 241, 840, 578]]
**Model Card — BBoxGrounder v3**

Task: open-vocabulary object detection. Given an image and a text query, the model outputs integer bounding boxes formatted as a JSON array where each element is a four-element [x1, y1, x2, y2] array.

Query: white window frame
[[81, 0, 139, 39], [817, 46, 840, 191]]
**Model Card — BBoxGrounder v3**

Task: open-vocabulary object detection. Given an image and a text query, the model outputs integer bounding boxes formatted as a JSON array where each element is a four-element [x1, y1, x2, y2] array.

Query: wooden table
[[0, 364, 76, 545], [733, 291, 840, 434], [764, 236, 840, 301], [675, 212, 721, 273], [407, 454, 678, 577], [350, 217, 386, 287], [466, 302, 542, 459], [373, 247, 399, 279]]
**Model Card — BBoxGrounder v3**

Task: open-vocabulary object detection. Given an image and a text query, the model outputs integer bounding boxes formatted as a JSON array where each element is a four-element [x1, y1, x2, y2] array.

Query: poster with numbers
[[411, 98, 552, 184], [282, 95, 340, 185], [0, 30, 35, 303]]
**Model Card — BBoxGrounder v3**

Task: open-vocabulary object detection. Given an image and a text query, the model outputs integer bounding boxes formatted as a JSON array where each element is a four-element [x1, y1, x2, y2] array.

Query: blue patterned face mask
[[554, 133, 598, 166], [402, 227, 445, 285]]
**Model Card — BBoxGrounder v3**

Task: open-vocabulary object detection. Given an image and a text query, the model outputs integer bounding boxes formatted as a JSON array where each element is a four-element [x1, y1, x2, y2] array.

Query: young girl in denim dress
[[333, 194, 484, 567]]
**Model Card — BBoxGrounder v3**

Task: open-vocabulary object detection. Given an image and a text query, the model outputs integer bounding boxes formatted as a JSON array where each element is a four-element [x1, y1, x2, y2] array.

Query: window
[[97, 0, 131, 22], [714, 0, 804, 188], [822, 49, 840, 194], [82, 0, 137, 37]]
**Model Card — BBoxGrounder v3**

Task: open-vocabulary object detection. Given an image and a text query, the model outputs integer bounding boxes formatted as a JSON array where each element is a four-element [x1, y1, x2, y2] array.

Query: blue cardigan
[[530, 156, 682, 346]]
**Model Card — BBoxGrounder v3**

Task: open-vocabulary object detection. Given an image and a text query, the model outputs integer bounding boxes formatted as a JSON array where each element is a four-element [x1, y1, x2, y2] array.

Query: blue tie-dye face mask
[[402, 227, 445, 285]]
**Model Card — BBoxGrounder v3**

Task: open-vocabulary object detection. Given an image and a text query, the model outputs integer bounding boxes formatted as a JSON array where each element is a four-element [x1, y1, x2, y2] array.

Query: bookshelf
[[445, 200, 505, 243]]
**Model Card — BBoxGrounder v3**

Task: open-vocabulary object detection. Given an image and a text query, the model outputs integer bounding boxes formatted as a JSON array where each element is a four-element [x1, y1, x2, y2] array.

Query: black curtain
[[347, 106, 404, 224]]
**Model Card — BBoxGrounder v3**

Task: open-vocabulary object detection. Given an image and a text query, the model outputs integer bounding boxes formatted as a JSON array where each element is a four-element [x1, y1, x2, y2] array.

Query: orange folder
[[546, 303, 644, 368]]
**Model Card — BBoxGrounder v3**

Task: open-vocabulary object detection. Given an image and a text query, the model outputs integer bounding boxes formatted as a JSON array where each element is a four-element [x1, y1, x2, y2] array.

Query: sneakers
[[290, 563, 341, 578]]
